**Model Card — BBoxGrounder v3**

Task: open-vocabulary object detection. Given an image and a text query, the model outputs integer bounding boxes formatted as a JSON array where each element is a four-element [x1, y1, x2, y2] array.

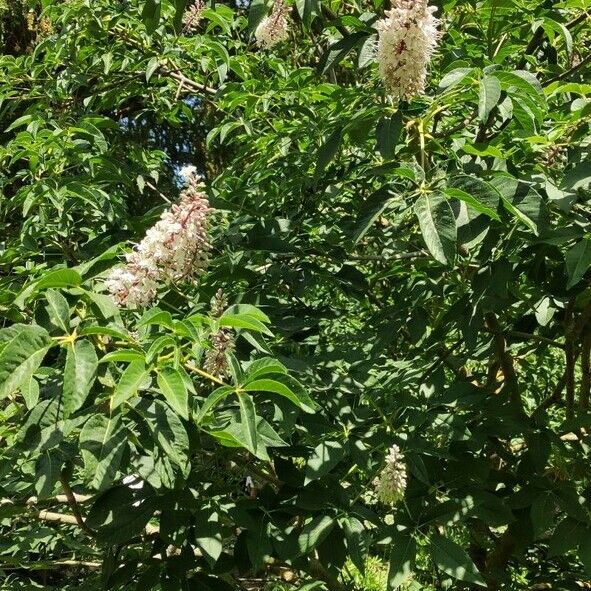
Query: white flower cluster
[[255, 0, 289, 49], [374, 444, 407, 505], [183, 0, 205, 32], [105, 175, 211, 308], [376, 0, 440, 101]]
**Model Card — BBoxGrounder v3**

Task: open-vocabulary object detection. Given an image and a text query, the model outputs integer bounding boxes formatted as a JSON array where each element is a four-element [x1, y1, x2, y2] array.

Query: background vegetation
[[1, 0, 591, 589]]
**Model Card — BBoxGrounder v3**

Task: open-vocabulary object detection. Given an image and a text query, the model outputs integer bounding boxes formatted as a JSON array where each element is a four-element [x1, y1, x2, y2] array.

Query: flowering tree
[[0, 0, 591, 590]]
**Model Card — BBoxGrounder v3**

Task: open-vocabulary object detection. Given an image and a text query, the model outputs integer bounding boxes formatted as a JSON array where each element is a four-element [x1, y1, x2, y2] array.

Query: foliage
[[1, 0, 591, 590]]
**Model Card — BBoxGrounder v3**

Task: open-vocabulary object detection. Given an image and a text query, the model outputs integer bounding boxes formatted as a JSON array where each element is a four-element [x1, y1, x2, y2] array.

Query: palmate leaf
[[0, 324, 51, 399]]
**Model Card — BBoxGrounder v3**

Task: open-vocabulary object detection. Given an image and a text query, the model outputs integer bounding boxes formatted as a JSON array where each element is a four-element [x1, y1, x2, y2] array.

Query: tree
[[0, 0, 590, 589]]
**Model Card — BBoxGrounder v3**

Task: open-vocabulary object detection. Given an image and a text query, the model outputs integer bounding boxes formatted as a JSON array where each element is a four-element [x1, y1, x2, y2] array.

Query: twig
[[565, 306, 576, 420], [580, 331, 591, 409], [484, 328, 565, 349], [145, 180, 172, 204], [0, 494, 92, 506], [546, 53, 591, 85], [533, 372, 566, 415], [485, 313, 521, 405], [60, 474, 95, 537]]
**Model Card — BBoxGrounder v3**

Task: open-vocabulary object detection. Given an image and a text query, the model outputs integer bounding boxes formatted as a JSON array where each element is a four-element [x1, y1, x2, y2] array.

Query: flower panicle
[[373, 444, 407, 505], [183, 0, 205, 32], [376, 0, 440, 101], [255, 0, 289, 49], [105, 172, 211, 308]]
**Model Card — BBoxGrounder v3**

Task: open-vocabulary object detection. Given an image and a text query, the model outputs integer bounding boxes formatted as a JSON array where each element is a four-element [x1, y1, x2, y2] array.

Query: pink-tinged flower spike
[[373, 444, 407, 505], [255, 0, 289, 49], [183, 0, 205, 33], [376, 0, 440, 101], [105, 173, 211, 308]]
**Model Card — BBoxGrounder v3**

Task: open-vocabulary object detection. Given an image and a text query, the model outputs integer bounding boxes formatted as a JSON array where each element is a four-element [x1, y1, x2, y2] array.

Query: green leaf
[[142, 0, 161, 34], [222, 304, 270, 324], [80, 415, 128, 490], [194, 510, 223, 566], [298, 516, 334, 555], [219, 313, 273, 335], [145, 57, 159, 82], [111, 361, 150, 410], [351, 189, 392, 245], [100, 350, 145, 363], [445, 187, 500, 222], [62, 340, 98, 417], [430, 533, 486, 586], [566, 239, 591, 289], [387, 531, 416, 590], [492, 176, 549, 235], [304, 440, 345, 484], [136, 399, 189, 472], [86, 485, 157, 544], [295, 0, 319, 28], [314, 127, 343, 181], [342, 516, 368, 575], [196, 385, 234, 423], [21, 376, 40, 409], [35, 450, 62, 499], [478, 75, 502, 122], [414, 193, 457, 265], [439, 67, 474, 89], [245, 357, 287, 381], [238, 393, 258, 454], [45, 290, 70, 332], [248, 0, 268, 32], [242, 375, 317, 413], [36, 269, 82, 290], [376, 112, 402, 160], [320, 32, 370, 74], [157, 366, 189, 420], [0, 324, 51, 399]]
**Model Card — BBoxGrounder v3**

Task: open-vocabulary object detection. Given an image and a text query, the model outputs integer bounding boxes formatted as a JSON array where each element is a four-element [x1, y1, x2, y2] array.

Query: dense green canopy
[[1, 0, 591, 589]]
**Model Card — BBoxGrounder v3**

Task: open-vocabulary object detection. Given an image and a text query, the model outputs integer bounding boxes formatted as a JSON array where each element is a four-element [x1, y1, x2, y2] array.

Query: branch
[[0, 493, 92, 507], [484, 328, 565, 349], [533, 371, 566, 415], [546, 52, 591, 85], [60, 474, 95, 537], [319, 4, 349, 38], [580, 331, 591, 409], [517, 9, 590, 69], [485, 313, 521, 405], [160, 62, 217, 95]]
